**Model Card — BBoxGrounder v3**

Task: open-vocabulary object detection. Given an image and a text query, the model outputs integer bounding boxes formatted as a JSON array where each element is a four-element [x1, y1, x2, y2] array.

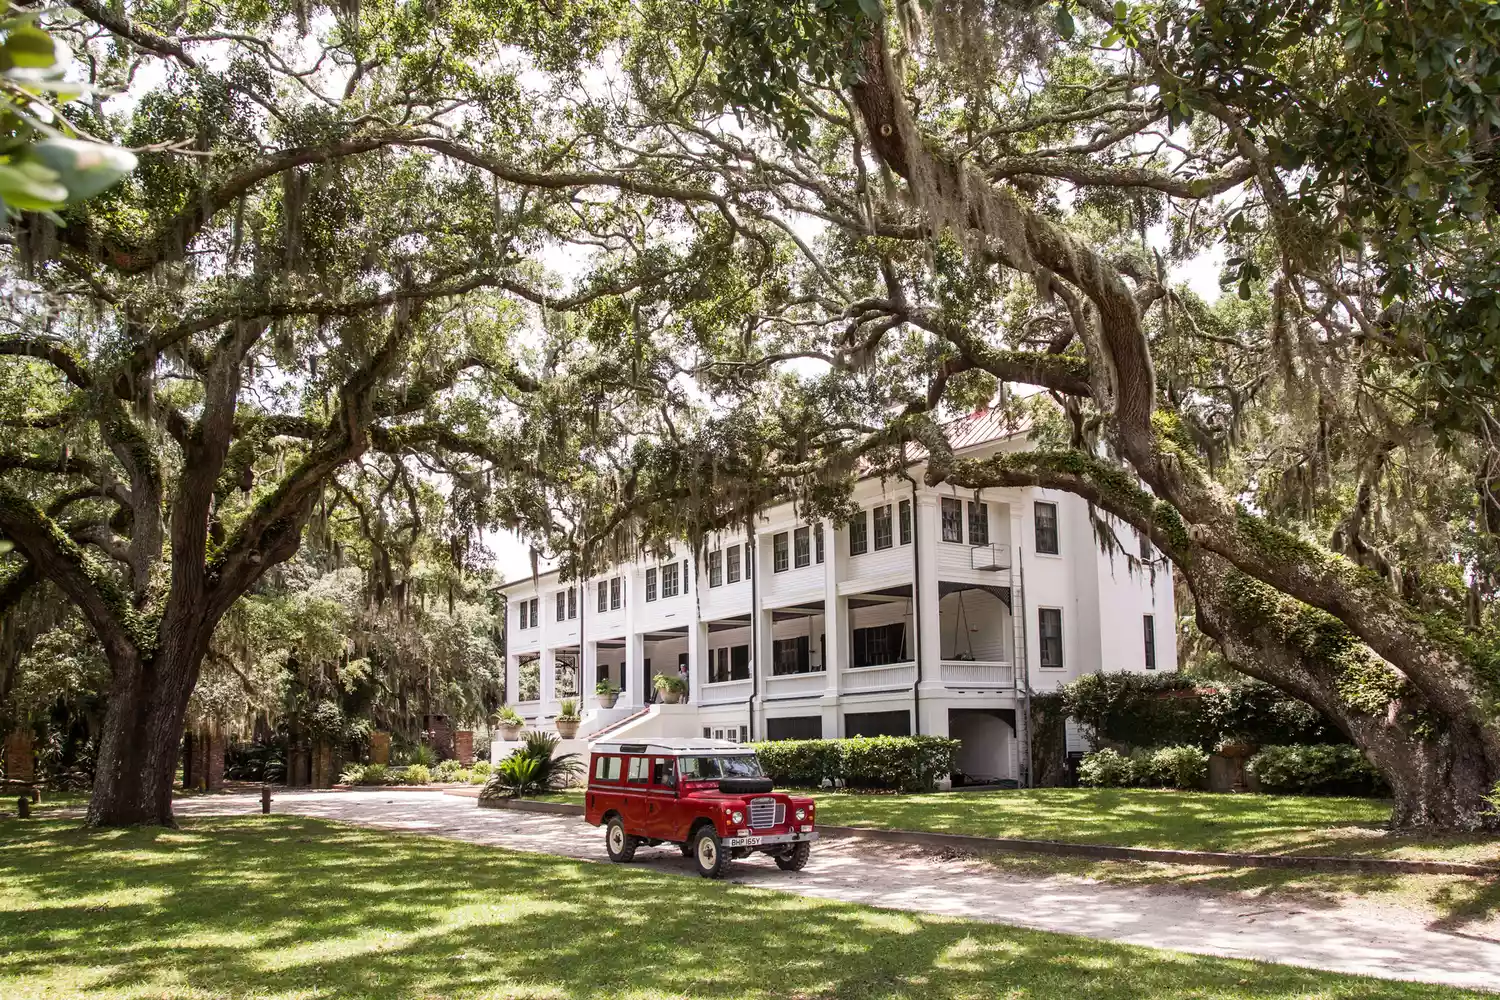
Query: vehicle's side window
[[651, 757, 675, 787], [627, 756, 650, 783], [594, 755, 621, 782]]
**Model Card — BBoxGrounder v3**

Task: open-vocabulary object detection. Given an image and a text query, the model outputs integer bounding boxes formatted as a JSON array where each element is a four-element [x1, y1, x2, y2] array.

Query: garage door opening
[[948, 708, 1017, 786]]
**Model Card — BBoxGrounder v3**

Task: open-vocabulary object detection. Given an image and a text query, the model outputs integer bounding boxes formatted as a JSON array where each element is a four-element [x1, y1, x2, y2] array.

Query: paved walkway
[[175, 790, 1500, 991]]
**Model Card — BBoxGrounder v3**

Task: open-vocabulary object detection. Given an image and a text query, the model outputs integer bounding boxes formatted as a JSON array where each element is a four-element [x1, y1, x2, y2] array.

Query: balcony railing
[[842, 660, 918, 691], [697, 678, 752, 706], [970, 543, 1012, 572], [938, 659, 1014, 688], [764, 672, 826, 697]]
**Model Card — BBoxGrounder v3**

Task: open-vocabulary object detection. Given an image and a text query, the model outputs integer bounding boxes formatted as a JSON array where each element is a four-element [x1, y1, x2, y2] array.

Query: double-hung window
[[661, 562, 680, 598], [567, 588, 576, 619], [1039, 608, 1064, 668], [772, 635, 812, 675], [556, 591, 566, 622], [794, 526, 810, 568], [645, 568, 658, 602], [773, 532, 790, 573], [610, 577, 621, 610], [899, 499, 912, 545], [848, 510, 868, 556], [726, 544, 741, 583], [730, 644, 750, 680], [851, 623, 906, 667], [941, 497, 963, 542], [968, 502, 989, 546], [873, 504, 893, 550], [681, 559, 689, 594], [598, 580, 608, 613], [1143, 614, 1157, 670], [708, 550, 723, 587], [814, 523, 825, 563], [1035, 501, 1060, 555]]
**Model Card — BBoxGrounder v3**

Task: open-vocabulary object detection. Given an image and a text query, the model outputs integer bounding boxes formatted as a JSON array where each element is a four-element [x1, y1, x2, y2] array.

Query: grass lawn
[[0, 816, 1488, 1000], [804, 788, 1500, 863]]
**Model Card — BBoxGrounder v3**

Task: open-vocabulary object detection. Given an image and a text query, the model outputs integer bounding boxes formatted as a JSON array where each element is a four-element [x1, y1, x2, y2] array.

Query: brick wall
[[3, 730, 33, 785]]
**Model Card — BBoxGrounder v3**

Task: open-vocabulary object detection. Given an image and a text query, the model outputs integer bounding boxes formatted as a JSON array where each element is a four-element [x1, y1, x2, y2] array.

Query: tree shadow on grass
[[0, 817, 1482, 999]]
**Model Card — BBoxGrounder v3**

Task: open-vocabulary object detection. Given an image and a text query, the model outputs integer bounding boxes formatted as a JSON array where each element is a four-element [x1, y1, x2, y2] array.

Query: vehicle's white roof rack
[[590, 737, 753, 755]]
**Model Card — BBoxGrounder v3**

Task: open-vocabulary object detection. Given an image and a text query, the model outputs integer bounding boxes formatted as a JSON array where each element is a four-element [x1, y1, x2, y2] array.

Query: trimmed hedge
[[751, 736, 961, 792], [1247, 745, 1388, 797], [1077, 745, 1209, 790], [1062, 672, 1344, 751]]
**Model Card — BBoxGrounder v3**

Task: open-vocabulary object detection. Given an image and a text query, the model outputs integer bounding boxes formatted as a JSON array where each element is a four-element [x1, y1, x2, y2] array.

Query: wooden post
[[16, 795, 29, 819], [261, 784, 272, 814]]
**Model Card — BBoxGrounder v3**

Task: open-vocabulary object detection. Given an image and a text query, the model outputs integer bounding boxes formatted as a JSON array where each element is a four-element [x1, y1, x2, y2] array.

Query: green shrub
[[480, 732, 583, 799], [468, 769, 487, 785], [751, 736, 960, 792], [338, 763, 367, 785], [557, 698, 580, 721], [470, 761, 492, 777], [1078, 748, 1132, 787], [1139, 745, 1209, 789], [1062, 672, 1343, 751], [495, 706, 524, 727], [1248, 745, 1388, 797], [403, 763, 432, 786], [433, 759, 465, 782], [360, 763, 389, 785]]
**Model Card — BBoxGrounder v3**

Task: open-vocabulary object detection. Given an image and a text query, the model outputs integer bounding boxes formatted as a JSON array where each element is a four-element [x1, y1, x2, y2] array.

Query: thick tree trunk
[[85, 625, 207, 827], [1363, 719, 1498, 831]]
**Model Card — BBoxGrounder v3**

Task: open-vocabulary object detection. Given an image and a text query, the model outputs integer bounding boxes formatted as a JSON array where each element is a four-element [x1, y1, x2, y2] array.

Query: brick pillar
[[206, 732, 225, 791], [454, 731, 474, 766], [369, 731, 391, 765], [427, 715, 453, 758], [185, 732, 210, 790], [4, 730, 34, 785], [288, 747, 311, 787], [310, 741, 334, 788]]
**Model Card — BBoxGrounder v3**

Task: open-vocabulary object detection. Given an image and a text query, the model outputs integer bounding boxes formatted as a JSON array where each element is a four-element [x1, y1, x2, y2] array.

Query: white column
[[623, 633, 646, 710], [582, 639, 599, 704], [1009, 504, 1025, 666], [822, 520, 843, 693], [688, 620, 708, 704], [539, 645, 557, 716], [916, 495, 943, 687], [506, 652, 519, 707]]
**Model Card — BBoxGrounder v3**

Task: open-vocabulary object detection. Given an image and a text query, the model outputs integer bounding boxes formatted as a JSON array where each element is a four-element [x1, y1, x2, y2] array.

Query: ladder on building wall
[[1011, 560, 1032, 787]]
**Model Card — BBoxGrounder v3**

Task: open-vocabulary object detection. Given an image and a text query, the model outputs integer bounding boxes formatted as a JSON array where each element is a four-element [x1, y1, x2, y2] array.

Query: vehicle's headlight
[[794, 808, 806, 821], [731, 810, 744, 824]]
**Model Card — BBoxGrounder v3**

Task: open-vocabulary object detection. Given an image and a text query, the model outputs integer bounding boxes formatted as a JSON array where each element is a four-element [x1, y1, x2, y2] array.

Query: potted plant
[[495, 706, 524, 741], [652, 673, 688, 704], [555, 699, 582, 739], [595, 679, 620, 709]]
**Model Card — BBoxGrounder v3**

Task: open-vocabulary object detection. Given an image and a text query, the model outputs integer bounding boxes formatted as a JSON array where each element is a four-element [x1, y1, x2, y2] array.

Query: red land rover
[[585, 737, 817, 878]]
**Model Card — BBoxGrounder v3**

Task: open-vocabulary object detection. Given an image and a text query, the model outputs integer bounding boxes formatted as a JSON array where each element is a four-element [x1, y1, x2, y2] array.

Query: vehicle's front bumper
[[722, 831, 819, 848]]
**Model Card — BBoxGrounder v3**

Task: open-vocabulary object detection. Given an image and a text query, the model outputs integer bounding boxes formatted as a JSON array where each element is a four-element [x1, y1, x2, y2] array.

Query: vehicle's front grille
[[748, 797, 777, 829]]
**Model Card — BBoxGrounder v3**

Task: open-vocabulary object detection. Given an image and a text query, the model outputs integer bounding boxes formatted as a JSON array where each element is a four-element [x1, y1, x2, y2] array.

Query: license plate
[[742, 836, 763, 846]]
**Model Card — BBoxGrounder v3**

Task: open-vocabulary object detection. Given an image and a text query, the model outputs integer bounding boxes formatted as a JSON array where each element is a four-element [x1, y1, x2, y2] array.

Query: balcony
[[842, 660, 917, 692], [970, 544, 1011, 572], [939, 659, 1014, 689]]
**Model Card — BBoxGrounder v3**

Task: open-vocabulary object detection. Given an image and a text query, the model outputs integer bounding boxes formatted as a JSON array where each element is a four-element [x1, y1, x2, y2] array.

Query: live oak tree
[[0, 0, 799, 825], [583, 0, 1500, 828]]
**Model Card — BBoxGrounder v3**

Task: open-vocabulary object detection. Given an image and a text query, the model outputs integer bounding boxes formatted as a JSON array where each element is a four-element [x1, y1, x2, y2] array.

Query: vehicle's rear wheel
[[692, 825, 728, 879], [605, 816, 637, 862], [775, 841, 811, 871]]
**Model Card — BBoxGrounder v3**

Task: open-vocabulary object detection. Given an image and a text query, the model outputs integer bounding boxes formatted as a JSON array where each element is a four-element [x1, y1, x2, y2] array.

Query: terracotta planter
[[597, 693, 619, 709], [555, 719, 580, 739], [499, 723, 523, 741], [660, 689, 683, 705]]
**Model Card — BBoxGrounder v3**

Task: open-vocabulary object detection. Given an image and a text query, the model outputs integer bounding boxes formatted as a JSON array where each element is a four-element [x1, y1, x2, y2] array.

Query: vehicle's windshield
[[679, 755, 764, 779]]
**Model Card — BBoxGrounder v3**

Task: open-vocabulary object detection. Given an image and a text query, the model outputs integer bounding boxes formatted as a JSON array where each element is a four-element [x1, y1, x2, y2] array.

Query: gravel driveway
[[175, 789, 1500, 991]]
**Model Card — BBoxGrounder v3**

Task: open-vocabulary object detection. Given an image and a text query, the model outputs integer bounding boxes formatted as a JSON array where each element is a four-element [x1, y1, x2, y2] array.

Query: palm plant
[[480, 732, 583, 799]]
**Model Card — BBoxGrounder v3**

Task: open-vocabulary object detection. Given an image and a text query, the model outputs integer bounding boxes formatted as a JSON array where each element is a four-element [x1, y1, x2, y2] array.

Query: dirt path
[[175, 790, 1500, 992]]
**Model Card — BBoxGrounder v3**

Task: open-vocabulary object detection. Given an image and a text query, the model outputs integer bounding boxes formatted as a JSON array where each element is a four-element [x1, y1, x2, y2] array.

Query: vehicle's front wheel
[[692, 825, 728, 879], [605, 816, 637, 862], [775, 841, 811, 871]]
